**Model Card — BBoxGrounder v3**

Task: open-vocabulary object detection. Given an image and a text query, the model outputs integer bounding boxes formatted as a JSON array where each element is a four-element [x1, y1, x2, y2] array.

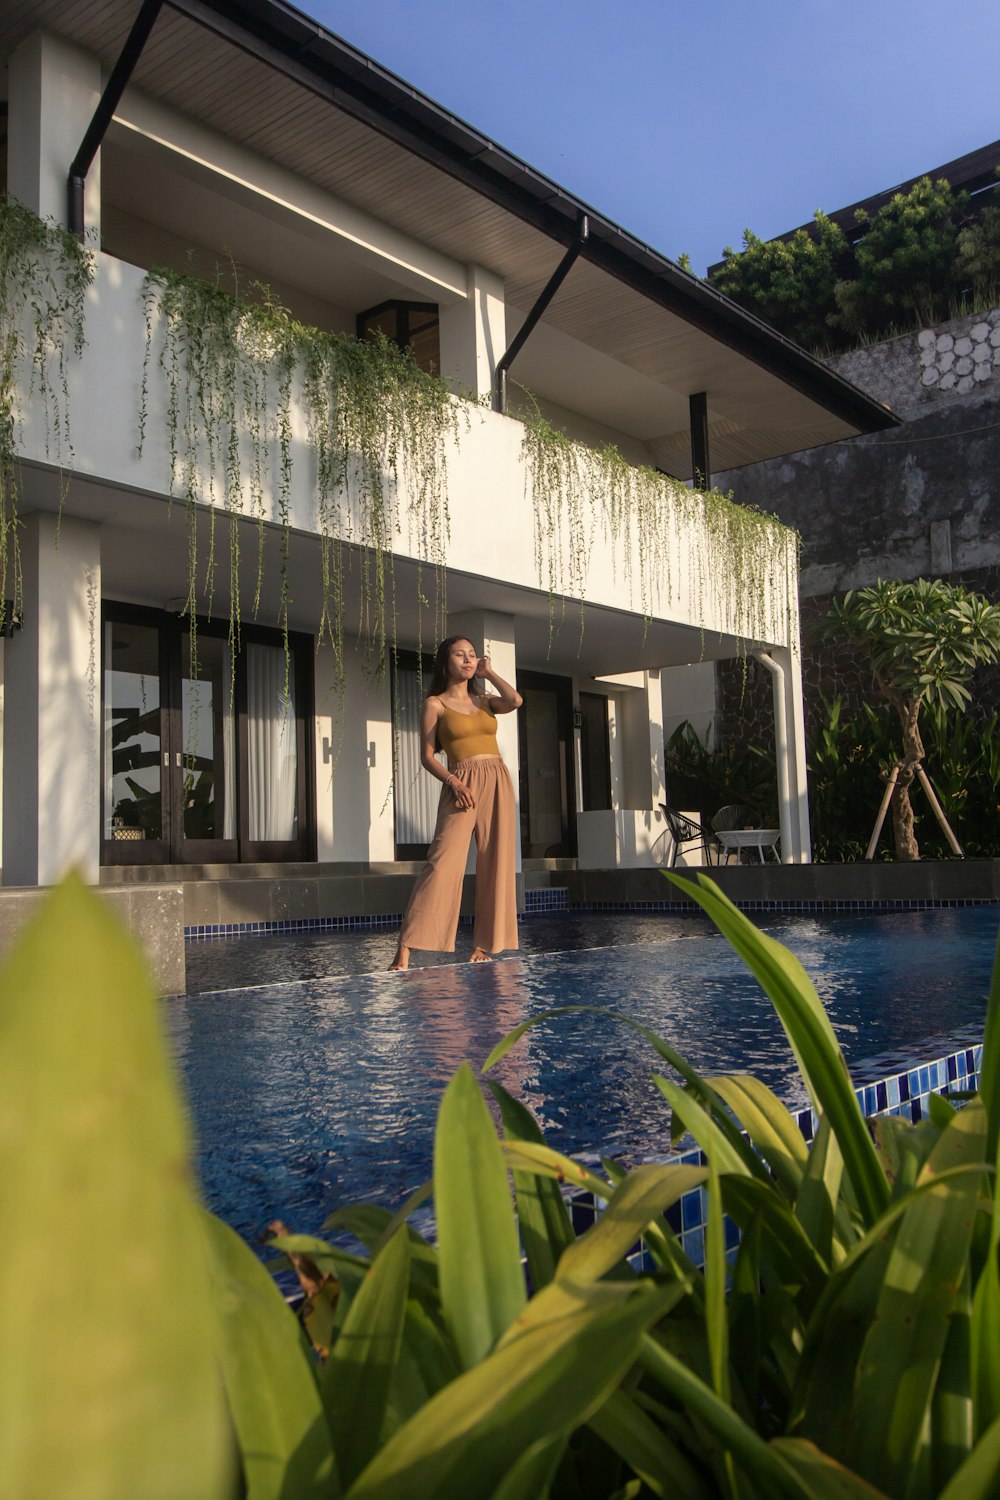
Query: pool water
[[170, 907, 998, 1247]]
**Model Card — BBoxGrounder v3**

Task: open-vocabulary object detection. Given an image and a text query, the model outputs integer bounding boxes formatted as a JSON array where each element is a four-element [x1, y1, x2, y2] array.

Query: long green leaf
[[434, 1062, 525, 1368], [971, 1131, 1000, 1436], [557, 1161, 706, 1286], [203, 1211, 338, 1500], [767, 1439, 890, 1498], [383, 1295, 460, 1435], [793, 1164, 990, 1445], [721, 1177, 829, 1307], [653, 1074, 758, 1180], [587, 1389, 711, 1500], [666, 873, 889, 1229], [487, 1081, 575, 1290], [499, 1137, 613, 1200], [931, 1260, 974, 1492], [708, 1074, 810, 1197], [848, 1100, 987, 1494], [347, 1279, 674, 1500], [638, 1334, 812, 1500], [323, 1226, 411, 1489], [490, 1434, 567, 1500], [0, 877, 231, 1500], [794, 1114, 845, 1265], [980, 923, 1000, 1164], [936, 1413, 1000, 1500]]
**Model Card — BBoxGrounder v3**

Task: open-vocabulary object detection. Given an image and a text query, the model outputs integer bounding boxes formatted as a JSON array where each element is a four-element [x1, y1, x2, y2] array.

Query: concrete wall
[[715, 306, 1000, 601], [0, 884, 185, 995]]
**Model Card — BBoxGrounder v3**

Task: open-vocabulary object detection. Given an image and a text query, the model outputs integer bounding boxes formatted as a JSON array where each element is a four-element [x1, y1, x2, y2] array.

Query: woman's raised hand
[[476, 655, 492, 679]]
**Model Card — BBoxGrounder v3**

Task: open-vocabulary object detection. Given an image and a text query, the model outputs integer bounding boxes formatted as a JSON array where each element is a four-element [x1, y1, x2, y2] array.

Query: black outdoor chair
[[651, 803, 716, 868]]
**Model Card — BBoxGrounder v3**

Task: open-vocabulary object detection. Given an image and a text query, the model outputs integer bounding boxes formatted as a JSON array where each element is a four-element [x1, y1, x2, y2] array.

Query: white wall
[[12, 253, 797, 650], [3, 516, 102, 885], [314, 644, 394, 863]]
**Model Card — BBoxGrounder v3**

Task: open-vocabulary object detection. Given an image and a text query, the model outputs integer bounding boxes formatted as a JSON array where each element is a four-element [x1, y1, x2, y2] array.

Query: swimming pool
[[170, 906, 998, 1247]]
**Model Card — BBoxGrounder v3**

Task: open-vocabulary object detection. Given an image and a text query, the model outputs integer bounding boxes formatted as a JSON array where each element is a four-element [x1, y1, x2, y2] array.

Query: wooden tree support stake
[[865, 764, 900, 861], [915, 765, 964, 857]]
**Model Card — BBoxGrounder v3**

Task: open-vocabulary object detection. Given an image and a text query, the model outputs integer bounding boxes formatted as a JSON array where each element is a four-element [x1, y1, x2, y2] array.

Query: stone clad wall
[[713, 306, 1000, 749], [826, 308, 1000, 419]]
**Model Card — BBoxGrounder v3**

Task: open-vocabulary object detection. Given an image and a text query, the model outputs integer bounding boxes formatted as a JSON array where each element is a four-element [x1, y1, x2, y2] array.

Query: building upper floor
[[1, 0, 897, 472]]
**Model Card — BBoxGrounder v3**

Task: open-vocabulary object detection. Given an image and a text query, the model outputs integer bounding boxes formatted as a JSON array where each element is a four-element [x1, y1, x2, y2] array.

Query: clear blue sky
[[307, 0, 1000, 273]]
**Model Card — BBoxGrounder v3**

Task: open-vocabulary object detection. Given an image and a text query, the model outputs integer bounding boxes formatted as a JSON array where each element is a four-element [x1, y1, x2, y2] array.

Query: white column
[[438, 265, 507, 401], [4, 515, 102, 885], [754, 647, 811, 864], [7, 32, 102, 231], [446, 608, 521, 874]]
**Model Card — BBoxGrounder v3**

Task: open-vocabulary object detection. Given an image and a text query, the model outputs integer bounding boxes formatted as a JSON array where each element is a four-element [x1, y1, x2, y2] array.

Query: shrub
[[3, 876, 1000, 1498]]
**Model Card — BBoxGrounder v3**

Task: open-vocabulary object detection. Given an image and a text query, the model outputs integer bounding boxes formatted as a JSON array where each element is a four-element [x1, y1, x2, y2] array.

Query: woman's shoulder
[[424, 694, 447, 719], [477, 693, 496, 715]]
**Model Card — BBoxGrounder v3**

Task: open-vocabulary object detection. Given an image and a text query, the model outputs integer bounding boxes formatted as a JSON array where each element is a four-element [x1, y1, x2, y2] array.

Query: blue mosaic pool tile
[[568, 1033, 983, 1275], [185, 891, 998, 941], [682, 1188, 705, 1232], [681, 1227, 705, 1267], [523, 888, 569, 913]]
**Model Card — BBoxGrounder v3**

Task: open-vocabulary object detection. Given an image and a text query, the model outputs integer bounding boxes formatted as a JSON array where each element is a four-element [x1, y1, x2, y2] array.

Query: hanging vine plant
[[519, 407, 800, 656], [138, 267, 458, 707], [0, 195, 94, 630]]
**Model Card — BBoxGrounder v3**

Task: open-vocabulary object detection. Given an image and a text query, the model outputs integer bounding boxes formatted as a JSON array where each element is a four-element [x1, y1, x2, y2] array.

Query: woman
[[389, 636, 522, 969]]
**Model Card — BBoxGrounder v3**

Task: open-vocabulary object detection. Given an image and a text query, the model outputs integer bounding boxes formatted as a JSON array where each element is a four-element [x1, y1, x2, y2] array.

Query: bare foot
[[470, 947, 494, 963], [388, 944, 410, 971]]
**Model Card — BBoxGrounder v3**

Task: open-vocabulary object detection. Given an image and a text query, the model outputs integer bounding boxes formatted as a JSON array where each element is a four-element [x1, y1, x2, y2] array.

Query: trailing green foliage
[[0, 194, 93, 629], [139, 266, 458, 696], [710, 175, 1000, 351], [8, 874, 1000, 1497], [520, 409, 799, 652]]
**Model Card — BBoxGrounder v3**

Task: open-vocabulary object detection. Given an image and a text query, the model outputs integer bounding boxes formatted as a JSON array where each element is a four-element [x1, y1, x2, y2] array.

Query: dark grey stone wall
[[715, 304, 1000, 600], [713, 305, 1000, 747]]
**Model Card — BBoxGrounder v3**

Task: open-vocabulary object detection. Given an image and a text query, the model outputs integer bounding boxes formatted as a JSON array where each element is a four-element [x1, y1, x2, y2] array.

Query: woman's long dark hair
[[428, 635, 479, 698]]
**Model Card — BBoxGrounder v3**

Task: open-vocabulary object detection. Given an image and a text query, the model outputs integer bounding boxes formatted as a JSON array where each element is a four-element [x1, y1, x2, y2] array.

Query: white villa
[[0, 0, 896, 920]]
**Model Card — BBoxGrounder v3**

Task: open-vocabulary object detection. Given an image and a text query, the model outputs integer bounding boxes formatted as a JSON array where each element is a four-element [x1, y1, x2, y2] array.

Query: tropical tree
[[823, 577, 1000, 860]]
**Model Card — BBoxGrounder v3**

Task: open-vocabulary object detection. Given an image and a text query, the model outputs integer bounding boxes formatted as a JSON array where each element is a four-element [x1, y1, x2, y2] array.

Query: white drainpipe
[[753, 650, 793, 863]]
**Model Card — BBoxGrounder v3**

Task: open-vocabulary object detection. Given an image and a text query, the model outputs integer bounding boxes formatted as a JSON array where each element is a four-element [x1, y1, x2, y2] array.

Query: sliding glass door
[[103, 606, 312, 865]]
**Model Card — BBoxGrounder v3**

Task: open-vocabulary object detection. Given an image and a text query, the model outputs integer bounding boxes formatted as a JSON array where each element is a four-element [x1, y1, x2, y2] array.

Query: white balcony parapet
[[13, 249, 800, 655]]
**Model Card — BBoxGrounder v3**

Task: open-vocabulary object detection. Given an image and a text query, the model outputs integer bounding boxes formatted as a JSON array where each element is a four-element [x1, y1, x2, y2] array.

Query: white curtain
[[222, 646, 236, 840], [247, 643, 297, 841], [394, 667, 445, 844]]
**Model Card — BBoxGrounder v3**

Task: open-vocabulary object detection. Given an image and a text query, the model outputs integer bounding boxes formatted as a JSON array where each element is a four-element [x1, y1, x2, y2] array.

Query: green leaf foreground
[[3, 875, 999, 1498]]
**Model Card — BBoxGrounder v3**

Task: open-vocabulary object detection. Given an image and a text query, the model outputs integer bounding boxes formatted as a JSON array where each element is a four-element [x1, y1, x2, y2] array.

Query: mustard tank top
[[437, 701, 499, 765]]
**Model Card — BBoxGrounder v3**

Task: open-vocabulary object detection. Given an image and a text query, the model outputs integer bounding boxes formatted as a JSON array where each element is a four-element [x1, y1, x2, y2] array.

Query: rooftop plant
[[709, 174, 1000, 352], [5, 874, 999, 1498]]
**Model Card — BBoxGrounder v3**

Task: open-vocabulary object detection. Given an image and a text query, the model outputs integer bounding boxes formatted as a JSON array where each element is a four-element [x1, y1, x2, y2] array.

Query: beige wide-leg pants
[[400, 756, 519, 954]]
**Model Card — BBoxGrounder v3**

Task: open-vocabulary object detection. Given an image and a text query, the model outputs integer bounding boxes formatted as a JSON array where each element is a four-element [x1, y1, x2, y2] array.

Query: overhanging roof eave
[[120, 0, 898, 437]]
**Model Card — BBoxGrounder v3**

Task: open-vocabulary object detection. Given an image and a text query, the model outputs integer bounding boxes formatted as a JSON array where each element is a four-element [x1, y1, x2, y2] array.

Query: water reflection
[[170, 907, 998, 1247]]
